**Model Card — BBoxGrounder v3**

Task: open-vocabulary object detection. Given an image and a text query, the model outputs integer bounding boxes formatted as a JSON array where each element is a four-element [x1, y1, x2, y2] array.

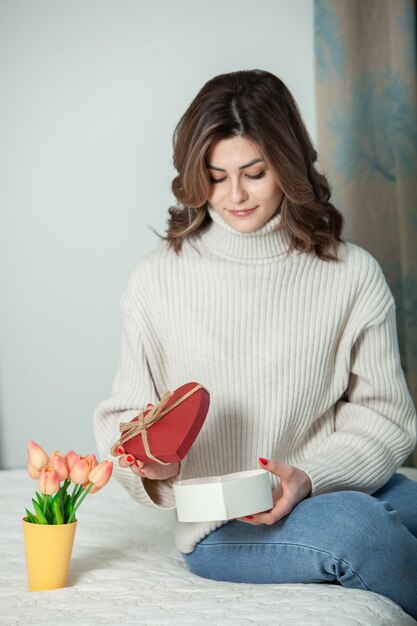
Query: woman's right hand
[[119, 454, 180, 480]]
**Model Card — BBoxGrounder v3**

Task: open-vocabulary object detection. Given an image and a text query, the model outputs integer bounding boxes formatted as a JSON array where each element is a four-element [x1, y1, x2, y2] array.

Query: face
[[205, 135, 284, 233]]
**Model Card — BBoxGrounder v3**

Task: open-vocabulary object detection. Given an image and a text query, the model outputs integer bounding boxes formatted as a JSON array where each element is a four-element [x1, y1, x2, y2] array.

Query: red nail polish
[[259, 457, 268, 465], [126, 455, 134, 463], [117, 446, 125, 455], [245, 515, 254, 519]]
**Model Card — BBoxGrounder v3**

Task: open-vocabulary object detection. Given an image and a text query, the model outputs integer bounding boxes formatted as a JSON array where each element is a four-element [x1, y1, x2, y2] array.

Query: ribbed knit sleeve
[[297, 303, 417, 495], [93, 304, 179, 511]]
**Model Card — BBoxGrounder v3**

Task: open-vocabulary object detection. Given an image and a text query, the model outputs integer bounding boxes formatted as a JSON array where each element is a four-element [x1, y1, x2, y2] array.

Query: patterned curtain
[[314, 0, 417, 466]]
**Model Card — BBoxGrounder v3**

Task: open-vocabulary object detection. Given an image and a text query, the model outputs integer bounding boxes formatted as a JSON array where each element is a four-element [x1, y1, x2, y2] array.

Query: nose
[[229, 178, 249, 204]]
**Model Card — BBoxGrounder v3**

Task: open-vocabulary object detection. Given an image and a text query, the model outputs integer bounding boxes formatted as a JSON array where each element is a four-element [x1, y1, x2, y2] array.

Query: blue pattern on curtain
[[314, 0, 417, 463]]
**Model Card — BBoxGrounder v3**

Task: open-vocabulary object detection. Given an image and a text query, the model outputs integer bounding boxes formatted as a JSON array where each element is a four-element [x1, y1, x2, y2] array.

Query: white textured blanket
[[1, 468, 416, 626]]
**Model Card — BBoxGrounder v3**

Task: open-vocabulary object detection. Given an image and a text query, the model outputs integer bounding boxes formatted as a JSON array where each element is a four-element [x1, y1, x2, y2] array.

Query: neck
[[195, 205, 292, 263]]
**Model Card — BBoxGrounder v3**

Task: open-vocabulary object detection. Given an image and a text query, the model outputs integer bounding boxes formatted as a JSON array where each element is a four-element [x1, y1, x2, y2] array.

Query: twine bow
[[110, 383, 204, 465]]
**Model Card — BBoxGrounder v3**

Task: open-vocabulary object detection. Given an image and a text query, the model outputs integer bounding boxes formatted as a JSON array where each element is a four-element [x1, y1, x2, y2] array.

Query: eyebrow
[[206, 158, 265, 171]]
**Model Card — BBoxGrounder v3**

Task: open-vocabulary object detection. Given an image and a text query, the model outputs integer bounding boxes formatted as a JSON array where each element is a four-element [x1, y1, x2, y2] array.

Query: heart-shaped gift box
[[110, 382, 210, 464]]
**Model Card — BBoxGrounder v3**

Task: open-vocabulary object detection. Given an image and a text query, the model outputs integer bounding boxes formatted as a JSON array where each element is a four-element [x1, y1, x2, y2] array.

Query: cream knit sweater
[[93, 205, 417, 554]]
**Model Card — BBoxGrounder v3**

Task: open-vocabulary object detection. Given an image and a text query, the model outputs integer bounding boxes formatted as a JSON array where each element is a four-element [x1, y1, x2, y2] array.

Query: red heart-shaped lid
[[122, 382, 210, 464]]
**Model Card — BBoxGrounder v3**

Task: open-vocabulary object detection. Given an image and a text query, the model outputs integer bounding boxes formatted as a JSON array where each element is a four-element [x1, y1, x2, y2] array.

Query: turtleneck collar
[[195, 204, 292, 263]]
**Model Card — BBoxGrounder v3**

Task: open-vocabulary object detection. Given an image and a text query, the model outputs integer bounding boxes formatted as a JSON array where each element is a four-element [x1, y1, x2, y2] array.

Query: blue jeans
[[182, 473, 417, 619]]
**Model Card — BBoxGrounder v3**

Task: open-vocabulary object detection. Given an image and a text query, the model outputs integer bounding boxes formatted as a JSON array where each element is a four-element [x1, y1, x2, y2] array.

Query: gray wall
[[0, 0, 316, 468]]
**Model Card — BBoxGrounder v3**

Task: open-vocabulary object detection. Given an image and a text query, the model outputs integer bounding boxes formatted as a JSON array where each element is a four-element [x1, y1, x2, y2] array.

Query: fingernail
[[245, 515, 254, 519], [126, 455, 135, 464], [117, 446, 125, 455], [259, 457, 268, 465]]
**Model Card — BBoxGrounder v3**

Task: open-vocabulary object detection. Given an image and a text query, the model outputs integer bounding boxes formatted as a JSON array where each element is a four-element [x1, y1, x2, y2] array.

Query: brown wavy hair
[[153, 69, 345, 261]]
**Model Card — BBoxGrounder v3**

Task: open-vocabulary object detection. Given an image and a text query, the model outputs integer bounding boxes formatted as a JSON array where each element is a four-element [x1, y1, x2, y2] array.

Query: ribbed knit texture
[[93, 205, 417, 554]]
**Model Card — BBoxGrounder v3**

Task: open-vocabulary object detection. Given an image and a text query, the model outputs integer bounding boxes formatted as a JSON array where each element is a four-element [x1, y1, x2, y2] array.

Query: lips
[[229, 207, 257, 216]]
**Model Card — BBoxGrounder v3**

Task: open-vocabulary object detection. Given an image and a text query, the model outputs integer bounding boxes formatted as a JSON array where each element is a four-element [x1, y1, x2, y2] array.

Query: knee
[[182, 546, 228, 582], [315, 490, 398, 550]]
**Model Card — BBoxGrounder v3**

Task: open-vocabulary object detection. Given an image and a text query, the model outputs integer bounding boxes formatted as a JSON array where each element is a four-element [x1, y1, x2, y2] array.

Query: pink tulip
[[27, 440, 49, 471], [70, 453, 98, 485], [27, 459, 40, 479], [66, 450, 81, 471], [48, 450, 69, 481], [87, 461, 113, 494], [38, 465, 60, 495]]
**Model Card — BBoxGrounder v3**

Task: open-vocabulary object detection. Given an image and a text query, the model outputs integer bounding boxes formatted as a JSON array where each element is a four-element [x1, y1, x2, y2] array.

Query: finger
[[130, 463, 141, 475], [233, 514, 257, 524], [119, 454, 136, 468], [258, 456, 289, 477], [253, 496, 294, 525], [130, 460, 145, 475], [138, 464, 161, 480]]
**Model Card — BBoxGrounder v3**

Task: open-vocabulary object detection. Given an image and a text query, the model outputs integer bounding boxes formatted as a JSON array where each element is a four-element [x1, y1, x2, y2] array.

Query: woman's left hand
[[235, 458, 312, 525]]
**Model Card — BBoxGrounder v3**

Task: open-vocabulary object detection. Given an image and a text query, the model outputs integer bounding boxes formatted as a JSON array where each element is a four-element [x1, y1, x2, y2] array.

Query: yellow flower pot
[[22, 517, 77, 591]]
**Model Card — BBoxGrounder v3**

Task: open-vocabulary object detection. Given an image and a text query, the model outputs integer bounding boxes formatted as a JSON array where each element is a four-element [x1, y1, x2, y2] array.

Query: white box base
[[174, 469, 274, 522]]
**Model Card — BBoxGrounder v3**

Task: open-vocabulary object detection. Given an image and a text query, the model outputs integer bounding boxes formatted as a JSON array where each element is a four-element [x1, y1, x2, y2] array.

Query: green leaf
[[35, 491, 53, 523], [63, 491, 72, 523], [35, 491, 44, 508], [25, 508, 38, 524], [51, 493, 59, 516], [32, 498, 49, 524], [53, 499, 64, 525], [59, 486, 67, 519], [62, 492, 69, 522], [43, 493, 48, 516], [67, 499, 77, 524], [43, 495, 54, 524]]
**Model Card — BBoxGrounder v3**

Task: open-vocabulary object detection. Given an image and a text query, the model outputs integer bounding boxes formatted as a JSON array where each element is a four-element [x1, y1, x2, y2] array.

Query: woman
[[93, 69, 417, 618]]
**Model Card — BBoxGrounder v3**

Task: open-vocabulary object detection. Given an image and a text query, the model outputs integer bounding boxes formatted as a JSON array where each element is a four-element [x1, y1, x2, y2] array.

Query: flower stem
[[67, 483, 94, 523], [73, 484, 85, 504], [71, 483, 80, 499]]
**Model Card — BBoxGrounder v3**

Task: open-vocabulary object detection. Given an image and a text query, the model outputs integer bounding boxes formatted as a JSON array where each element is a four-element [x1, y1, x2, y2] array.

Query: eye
[[248, 171, 265, 180], [209, 171, 266, 184]]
